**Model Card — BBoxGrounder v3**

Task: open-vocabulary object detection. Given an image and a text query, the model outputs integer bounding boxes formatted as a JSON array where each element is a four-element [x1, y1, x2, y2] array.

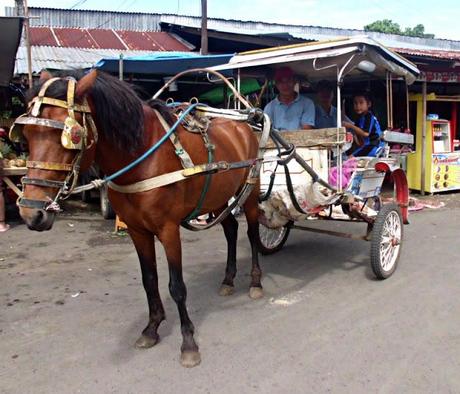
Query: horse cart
[[211, 36, 418, 279], [11, 37, 419, 367]]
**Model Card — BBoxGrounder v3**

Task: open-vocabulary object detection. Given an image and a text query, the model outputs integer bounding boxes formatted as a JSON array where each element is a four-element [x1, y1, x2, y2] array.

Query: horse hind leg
[[243, 187, 264, 300], [219, 210, 239, 296], [129, 228, 165, 349]]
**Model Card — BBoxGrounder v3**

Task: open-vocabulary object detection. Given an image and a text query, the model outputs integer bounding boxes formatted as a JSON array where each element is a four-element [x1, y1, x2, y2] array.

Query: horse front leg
[[129, 228, 165, 349], [219, 211, 239, 296], [158, 222, 201, 368], [244, 190, 264, 300]]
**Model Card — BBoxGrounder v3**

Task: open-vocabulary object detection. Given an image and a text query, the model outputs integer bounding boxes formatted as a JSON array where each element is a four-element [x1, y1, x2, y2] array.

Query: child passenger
[[343, 93, 384, 157]]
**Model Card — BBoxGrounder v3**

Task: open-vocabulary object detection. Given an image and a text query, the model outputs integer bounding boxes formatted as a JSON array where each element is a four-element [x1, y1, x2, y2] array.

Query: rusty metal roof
[[14, 45, 168, 74], [394, 47, 460, 60], [28, 27, 191, 51]]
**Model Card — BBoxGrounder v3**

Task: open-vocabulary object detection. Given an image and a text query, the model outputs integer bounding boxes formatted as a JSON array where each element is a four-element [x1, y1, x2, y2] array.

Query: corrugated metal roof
[[8, 7, 460, 51], [393, 47, 460, 60], [87, 29, 126, 50], [14, 45, 172, 73], [7, 6, 460, 54], [160, 15, 460, 52], [5, 6, 161, 31], [54, 27, 99, 49], [28, 27, 191, 51], [29, 26, 57, 46]]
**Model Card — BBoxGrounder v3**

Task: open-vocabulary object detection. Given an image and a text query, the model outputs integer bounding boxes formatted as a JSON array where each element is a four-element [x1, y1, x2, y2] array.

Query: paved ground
[[1, 197, 459, 394]]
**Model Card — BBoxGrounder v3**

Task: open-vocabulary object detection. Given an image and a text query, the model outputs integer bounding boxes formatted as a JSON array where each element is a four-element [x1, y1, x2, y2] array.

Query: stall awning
[[0, 17, 23, 86], [95, 52, 234, 76]]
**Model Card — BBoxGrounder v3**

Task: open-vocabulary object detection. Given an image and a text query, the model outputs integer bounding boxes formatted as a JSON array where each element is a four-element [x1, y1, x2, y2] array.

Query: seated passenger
[[264, 67, 315, 131], [343, 93, 384, 157], [314, 80, 353, 129]]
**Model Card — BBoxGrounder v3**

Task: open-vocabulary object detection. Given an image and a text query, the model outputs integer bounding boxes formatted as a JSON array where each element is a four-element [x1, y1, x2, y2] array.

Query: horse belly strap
[[107, 160, 256, 194], [107, 170, 187, 193]]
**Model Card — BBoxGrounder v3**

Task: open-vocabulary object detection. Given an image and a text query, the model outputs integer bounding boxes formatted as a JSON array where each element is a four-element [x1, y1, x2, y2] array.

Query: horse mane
[[28, 70, 145, 153], [146, 99, 177, 126]]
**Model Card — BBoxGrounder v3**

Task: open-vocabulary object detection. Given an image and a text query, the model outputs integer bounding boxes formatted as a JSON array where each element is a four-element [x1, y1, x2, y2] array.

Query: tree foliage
[[364, 20, 435, 38]]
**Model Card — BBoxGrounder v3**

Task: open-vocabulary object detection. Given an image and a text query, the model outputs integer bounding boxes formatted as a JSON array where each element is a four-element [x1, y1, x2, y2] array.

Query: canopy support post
[[336, 77, 343, 192], [335, 54, 356, 193]]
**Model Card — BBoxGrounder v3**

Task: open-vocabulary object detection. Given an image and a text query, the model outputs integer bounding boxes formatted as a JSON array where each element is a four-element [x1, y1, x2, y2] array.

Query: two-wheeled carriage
[[212, 37, 418, 278]]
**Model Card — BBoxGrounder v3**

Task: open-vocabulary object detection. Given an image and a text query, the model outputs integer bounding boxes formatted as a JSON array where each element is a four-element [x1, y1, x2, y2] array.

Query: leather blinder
[[61, 117, 85, 150]]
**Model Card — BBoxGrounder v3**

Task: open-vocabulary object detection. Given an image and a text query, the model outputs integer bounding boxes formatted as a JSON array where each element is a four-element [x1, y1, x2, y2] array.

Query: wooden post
[[406, 83, 410, 131], [421, 80, 427, 195], [451, 102, 457, 151], [386, 72, 390, 129], [388, 73, 393, 129], [23, 0, 33, 88], [118, 53, 124, 81], [200, 0, 208, 55]]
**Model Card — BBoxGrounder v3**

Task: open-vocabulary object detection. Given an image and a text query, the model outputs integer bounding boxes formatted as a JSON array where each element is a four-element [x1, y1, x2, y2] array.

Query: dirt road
[[1, 201, 459, 393]]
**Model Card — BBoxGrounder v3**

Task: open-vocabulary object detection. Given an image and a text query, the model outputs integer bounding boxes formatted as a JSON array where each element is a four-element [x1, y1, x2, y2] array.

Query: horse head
[[11, 70, 99, 231]]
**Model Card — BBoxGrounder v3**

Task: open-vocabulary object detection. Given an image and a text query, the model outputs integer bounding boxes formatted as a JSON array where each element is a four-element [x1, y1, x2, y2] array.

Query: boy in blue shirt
[[343, 93, 384, 157]]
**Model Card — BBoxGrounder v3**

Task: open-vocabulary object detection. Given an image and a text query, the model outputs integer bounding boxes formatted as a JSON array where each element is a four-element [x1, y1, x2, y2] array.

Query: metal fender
[[375, 162, 409, 224]]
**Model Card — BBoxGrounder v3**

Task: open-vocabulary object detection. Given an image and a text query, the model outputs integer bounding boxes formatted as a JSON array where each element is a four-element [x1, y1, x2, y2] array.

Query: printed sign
[[419, 71, 460, 83], [431, 153, 460, 191]]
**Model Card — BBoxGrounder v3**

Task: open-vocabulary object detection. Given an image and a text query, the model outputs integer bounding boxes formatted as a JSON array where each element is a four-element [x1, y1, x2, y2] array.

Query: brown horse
[[17, 70, 263, 367]]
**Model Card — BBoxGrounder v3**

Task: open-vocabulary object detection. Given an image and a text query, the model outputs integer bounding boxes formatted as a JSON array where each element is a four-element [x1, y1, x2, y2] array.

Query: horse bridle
[[9, 77, 98, 211]]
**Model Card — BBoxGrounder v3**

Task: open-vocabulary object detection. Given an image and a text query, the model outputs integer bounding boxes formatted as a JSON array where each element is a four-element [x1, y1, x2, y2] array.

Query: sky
[[1, 0, 460, 41]]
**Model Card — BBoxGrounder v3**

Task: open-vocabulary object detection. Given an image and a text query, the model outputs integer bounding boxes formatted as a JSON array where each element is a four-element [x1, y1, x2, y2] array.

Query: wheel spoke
[[259, 224, 288, 250], [377, 209, 402, 272]]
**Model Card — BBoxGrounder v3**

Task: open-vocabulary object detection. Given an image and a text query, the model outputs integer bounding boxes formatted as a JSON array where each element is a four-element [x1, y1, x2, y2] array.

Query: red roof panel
[[87, 29, 126, 50], [116, 30, 160, 51], [394, 47, 460, 61], [29, 27, 58, 46], [146, 32, 190, 51], [29, 27, 191, 52], [54, 28, 99, 49]]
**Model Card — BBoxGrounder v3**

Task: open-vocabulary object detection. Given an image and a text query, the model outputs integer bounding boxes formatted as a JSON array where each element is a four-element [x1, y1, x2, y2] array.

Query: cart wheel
[[79, 173, 92, 203], [370, 203, 403, 279], [81, 189, 92, 203], [257, 221, 291, 255], [100, 185, 115, 220]]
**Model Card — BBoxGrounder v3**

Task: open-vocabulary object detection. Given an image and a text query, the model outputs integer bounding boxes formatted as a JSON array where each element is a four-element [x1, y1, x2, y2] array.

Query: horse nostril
[[36, 210, 45, 222], [31, 209, 46, 226]]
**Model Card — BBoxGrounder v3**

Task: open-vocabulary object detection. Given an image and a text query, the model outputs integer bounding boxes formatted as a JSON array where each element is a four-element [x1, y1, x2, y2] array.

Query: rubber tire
[[81, 189, 92, 203], [370, 203, 403, 279], [79, 173, 92, 203], [100, 185, 115, 220], [257, 221, 291, 255]]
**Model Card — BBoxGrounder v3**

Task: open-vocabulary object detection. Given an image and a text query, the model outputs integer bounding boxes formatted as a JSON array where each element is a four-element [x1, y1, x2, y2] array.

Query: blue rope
[[104, 103, 200, 182]]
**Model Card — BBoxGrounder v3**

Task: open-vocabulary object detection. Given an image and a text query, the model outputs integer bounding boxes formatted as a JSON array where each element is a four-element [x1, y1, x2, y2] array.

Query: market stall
[[407, 93, 460, 192]]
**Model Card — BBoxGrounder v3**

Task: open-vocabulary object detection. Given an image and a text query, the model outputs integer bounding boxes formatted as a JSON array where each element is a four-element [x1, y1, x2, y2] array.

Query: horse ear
[[39, 70, 53, 82], [75, 69, 98, 99]]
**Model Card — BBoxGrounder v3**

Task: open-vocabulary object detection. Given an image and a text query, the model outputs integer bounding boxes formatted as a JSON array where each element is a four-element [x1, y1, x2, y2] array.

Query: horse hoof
[[135, 334, 159, 349], [180, 351, 201, 368], [249, 287, 264, 300], [219, 284, 234, 296]]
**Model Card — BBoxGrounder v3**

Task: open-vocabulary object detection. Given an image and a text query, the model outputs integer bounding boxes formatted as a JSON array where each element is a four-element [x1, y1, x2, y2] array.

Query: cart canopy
[[212, 36, 419, 84]]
